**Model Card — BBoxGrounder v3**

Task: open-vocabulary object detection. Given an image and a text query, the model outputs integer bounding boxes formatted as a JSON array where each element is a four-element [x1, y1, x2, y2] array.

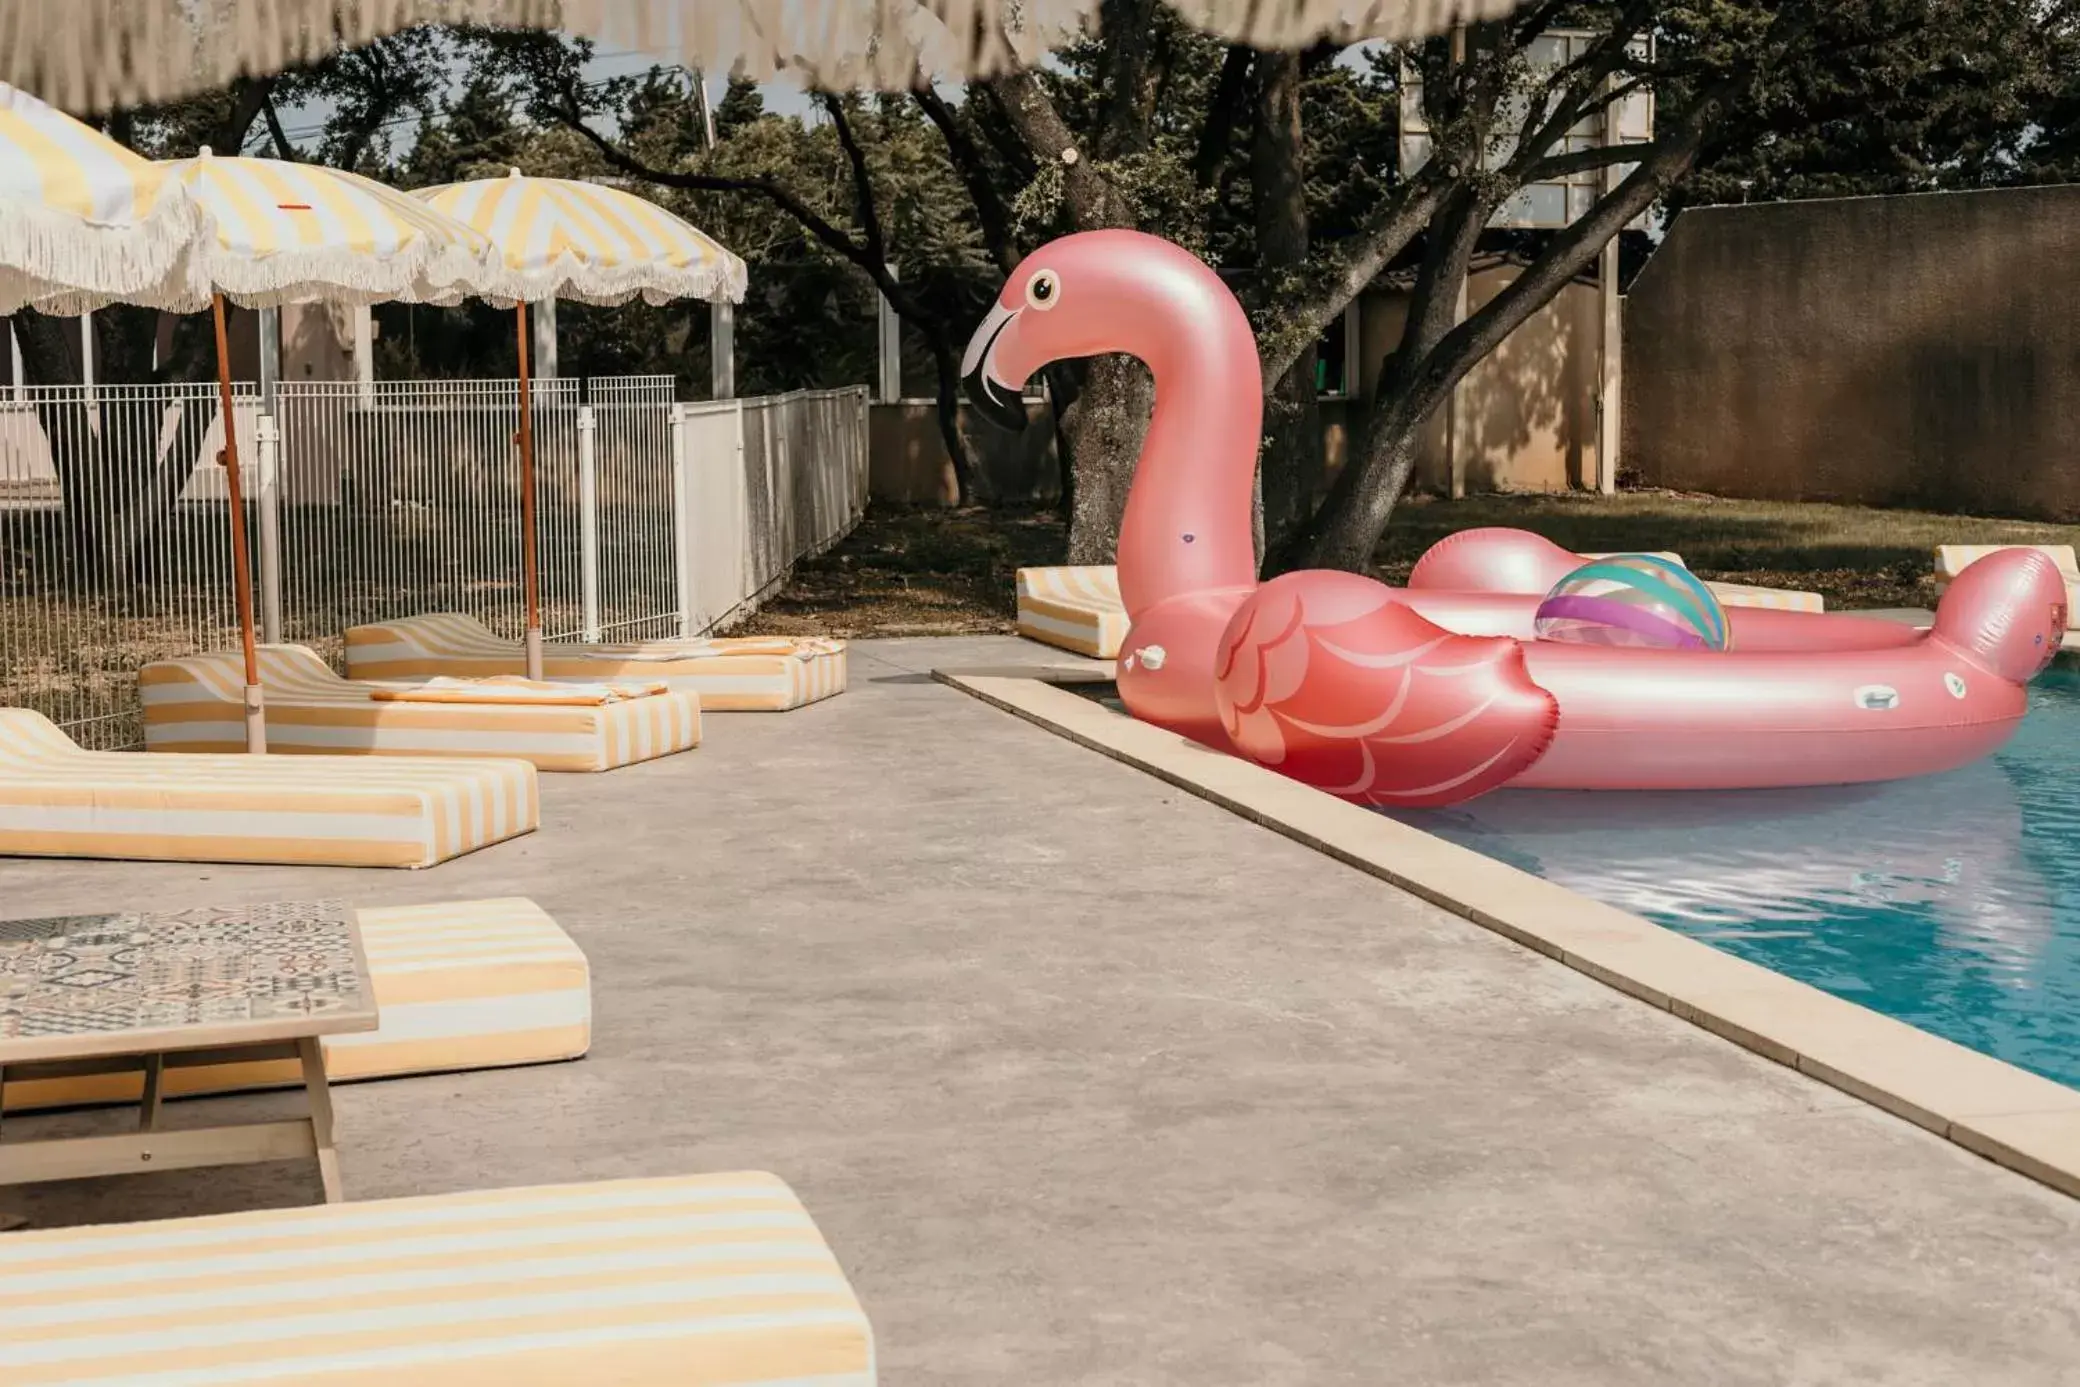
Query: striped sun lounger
[[0, 1171, 877, 1386], [1935, 544, 2080, 627], [0, 709, 535, 868], [1, 898, 590, 1114], [1016, 566, 1132, 659], [345, 613, 849, 712], [140, 645, 701, 772]]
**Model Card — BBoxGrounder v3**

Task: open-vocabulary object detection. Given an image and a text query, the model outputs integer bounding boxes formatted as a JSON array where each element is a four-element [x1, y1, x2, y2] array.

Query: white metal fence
[[0, 376, 869, 747]]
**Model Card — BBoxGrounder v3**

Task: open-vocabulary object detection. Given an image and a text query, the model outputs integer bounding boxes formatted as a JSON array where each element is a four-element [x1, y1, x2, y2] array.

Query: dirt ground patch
[[738, 491, 2080, 637]]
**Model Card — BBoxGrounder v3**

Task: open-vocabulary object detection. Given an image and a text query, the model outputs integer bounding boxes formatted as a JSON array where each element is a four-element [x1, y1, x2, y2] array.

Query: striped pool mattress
[[0, 709, 536, 868], [1015, 566, 1131, 660], [0, 1171, 876, 1385], [1, 897, 590, 1113], [1935, 544, 2080, 627], [140, 645, 701, 772], [344, 613, 848, 712]]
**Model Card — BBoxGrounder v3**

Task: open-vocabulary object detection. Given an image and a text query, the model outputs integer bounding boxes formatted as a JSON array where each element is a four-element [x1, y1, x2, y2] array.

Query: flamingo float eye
[[1024, 269, 1061, 311]]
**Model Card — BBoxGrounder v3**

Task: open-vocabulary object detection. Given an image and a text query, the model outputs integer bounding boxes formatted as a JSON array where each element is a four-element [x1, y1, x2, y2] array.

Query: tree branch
[[1508, 2, 1654, 176], [1388, 184, 1492, 395], [1414, 117, 1713, 431], [818, 94, 887, 273], [986, 68, 1132, 228], [1192, 44, 1255, 189], [914, 86, 1020, 274], [261, 93, 299, 161], [1093, 0, 1161, 158], [1255, 171, 1448, 390], [1520, 142, 1649, 182]]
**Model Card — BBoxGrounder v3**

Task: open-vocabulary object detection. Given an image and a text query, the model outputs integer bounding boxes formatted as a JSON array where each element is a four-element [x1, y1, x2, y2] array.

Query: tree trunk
[[986, 26, 1157, 562], [1056, 356, 1151, 563], [928, 336, 983, 505], [1044, 362, 1083, 522], [1289, 408, 1425, 572], [1251, 51, 1322, 567]]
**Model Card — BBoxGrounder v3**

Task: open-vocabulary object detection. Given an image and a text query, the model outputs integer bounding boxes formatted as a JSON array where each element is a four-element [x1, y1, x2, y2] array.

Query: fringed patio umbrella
[[414, 170, 747, 680], [2, 0, 1528, 113], [0, 80, 206, 315], [157, 150, 503, 751]]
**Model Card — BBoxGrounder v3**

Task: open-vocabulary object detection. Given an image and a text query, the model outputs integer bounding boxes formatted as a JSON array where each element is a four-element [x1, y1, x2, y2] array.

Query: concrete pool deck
[[2, 635, 2078, 1385]]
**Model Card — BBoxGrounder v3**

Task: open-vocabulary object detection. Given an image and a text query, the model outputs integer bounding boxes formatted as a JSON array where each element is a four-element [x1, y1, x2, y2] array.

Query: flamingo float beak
[[961, 301, 1031, 433]]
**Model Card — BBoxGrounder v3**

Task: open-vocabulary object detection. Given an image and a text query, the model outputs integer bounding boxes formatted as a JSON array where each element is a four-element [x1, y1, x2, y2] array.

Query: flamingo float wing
[[1216, 572, 1559, 808]]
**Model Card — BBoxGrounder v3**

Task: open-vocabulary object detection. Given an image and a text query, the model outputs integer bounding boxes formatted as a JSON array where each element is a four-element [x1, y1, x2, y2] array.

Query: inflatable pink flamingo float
[[963, 230, 2068, 807]]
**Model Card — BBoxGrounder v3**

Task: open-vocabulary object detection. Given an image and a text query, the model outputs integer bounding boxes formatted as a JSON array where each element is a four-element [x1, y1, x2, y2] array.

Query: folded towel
[[370, 676, 669, 706], [583, 637, 844, 663]]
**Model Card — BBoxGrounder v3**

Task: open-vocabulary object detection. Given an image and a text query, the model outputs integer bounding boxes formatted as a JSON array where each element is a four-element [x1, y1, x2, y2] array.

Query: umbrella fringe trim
[[0, 192, 211, 316]]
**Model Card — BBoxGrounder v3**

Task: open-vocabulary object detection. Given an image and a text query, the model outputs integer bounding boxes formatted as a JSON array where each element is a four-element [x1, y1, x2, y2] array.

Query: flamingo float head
[[961, 230, 1246, 432]]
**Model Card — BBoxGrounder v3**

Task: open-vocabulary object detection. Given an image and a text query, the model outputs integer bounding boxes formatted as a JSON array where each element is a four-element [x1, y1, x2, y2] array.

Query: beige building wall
[[1355, 267, 1599, 496]]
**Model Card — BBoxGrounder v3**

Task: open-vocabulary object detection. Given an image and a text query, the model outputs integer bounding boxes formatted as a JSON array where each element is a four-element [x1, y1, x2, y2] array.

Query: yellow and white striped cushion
[[1015, 566, 1130, 659], [0, 709, 536, 869], [1703, 581, 1825, 614], [0, 1172, 876, 1386], [1934, 544, 2080, 628], [1, 898, 590, 1113], [140, 645, 701, 772], [1581, 550, 1687, 567], [344, 615, 848, 713]]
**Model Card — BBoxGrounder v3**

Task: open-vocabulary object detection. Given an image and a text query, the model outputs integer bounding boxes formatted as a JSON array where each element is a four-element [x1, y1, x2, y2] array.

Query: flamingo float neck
[[1109, 279, 1261, 619], [960, 230, 1261, 619]]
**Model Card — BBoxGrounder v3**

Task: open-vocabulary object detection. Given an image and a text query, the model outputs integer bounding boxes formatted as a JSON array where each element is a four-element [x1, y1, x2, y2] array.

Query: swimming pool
[[1395, 667, 2080, 1091]]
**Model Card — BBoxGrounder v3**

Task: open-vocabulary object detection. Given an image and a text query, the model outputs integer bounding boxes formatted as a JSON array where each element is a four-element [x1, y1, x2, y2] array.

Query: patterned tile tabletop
[[0, 900, 377, 1064]]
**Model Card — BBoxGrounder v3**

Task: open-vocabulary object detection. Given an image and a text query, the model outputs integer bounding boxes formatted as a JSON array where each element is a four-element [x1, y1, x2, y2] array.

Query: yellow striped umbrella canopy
[[416, 172, 748, 307], [0, 80, 206, 314], [159, 150, 504, 309]]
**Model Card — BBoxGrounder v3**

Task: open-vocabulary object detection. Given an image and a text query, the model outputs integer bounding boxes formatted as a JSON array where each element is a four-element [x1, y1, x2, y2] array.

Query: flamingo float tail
[[1214, 570, 1559, 809]]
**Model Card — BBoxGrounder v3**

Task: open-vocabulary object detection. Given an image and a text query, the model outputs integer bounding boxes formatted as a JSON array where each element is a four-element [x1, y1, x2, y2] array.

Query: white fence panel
[[0, 382, 259, 747], [272, 378, 582, 660], [0, 377, 867, 747], [583, 375, 680, 642], [679, 398, 749, 634]]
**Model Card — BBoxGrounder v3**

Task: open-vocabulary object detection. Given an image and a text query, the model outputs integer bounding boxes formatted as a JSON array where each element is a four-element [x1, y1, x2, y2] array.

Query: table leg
[[0, 1068, 20, 1230], [139, 1054, 164, 1133], [296, 1038, 343, 1204]]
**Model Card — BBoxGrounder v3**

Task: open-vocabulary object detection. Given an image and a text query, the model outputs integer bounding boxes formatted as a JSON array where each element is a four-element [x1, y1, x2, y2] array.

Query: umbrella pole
[[211, 293, 267, 754], [516, 302, 543, 681]]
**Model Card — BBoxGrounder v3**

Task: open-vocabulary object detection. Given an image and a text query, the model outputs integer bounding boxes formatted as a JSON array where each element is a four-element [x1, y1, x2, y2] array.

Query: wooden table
[[0, 901, 376, 1203]]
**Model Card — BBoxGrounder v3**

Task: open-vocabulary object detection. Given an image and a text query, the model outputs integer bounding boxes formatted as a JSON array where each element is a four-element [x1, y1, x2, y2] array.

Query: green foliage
[[1668, 0, 2064, 209]]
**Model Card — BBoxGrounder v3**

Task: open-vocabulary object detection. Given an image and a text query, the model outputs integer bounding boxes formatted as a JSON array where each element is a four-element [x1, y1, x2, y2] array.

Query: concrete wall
[[1624, 185, 2080, 518], [870, 399, 1058, 506], [870, 268, 1599, 507]]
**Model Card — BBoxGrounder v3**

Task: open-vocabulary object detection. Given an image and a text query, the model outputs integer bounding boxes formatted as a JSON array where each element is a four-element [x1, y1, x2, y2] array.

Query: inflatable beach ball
[[1534, 554, 1730, 651]]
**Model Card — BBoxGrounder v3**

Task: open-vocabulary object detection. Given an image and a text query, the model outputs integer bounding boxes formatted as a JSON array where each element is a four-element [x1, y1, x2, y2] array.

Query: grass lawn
[[740, 489, 2080, 637]]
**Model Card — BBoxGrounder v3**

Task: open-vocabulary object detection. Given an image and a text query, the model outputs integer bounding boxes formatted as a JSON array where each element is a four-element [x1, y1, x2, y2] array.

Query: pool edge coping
[[935, 668, 2080, 1203]]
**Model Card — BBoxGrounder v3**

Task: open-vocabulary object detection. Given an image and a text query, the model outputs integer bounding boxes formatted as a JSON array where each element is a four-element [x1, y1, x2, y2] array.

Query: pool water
[[1396, 667, 2080, 1091]]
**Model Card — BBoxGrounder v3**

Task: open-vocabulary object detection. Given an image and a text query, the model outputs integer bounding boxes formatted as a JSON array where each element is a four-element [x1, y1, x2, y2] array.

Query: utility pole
[[698, 69, 734, 400]]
